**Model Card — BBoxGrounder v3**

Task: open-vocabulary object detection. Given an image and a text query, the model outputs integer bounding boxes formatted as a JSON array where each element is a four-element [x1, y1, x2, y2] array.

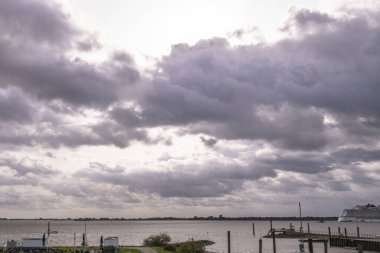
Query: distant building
[[7, 240, 18, 248], [102, 237, 119, 253], [103, 237, 119, 248], [22, 238, 45, 248]]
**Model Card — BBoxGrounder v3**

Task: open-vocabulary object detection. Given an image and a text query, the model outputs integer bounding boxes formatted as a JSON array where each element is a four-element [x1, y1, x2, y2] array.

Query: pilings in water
[[259, 238, 262, 253], [358, 244, 364, 253], [227, 231, 231, 253], [272, 228, 277, 253], [308, 238, 314, 253], [324, 239, 328, 253], [330, 238, 380, 252], [253, 223, 255, 236]]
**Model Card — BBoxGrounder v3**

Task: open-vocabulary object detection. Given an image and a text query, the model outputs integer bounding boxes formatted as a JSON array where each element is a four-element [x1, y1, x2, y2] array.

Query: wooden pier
[[263, 223, 380, 252], [330, 238, 380, 252]]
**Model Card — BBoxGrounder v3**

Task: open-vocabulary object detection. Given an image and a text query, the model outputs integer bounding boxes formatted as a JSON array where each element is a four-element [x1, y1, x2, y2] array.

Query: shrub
[[178, 239, 205, 253], [143, 233, 171, 246], [163, 244, 176, 251]]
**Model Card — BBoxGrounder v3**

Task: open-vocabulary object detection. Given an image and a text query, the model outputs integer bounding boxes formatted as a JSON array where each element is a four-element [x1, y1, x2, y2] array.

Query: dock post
[[227, 231, 231, 253], [308, 238, 314, 253], [328, 227, 331, 246], [259, 238, 262, 253], [357, 226, 360, 238], [307, 223, 310, 234], [344, 228, 347, 240], [272, 228, 276, 253], [270, 219, 273, 231], [338, 227, 341, 236], [253, 222, 255, 236], [358, 244, 363, 253], [324, 240, 328, 253]]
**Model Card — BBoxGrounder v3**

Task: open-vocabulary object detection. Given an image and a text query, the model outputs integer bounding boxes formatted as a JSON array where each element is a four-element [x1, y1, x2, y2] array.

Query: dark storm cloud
[[332, 148, 380, 165], [0, 87, 33, 123], [108, 8, 380, 152], [0, 0, 139, 107], [1, 0, 380, 214], [0, 0, 77, 46]]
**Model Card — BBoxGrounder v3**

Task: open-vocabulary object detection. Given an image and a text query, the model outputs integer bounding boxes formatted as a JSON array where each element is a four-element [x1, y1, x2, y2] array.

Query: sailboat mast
[[299, 202, 303, 231]]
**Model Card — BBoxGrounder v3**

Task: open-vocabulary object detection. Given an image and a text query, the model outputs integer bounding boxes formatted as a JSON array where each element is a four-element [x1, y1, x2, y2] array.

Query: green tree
[[143, 233, 171, 246]]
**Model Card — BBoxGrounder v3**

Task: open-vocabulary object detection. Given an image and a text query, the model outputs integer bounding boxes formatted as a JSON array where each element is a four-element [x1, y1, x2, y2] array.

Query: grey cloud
[[332, 148, 380, 165], [0, 87, 33, 123], [74, 162, 276, 198], [259, 154, 332, 174], [327, 181, 351, 192], [200, 136, 218, 147], [0, 0, 139, 108], [0, 0, 77, 47], [286, 9, 336, 30], [107, 8, 380, 152], [0, 157, 58, 176]]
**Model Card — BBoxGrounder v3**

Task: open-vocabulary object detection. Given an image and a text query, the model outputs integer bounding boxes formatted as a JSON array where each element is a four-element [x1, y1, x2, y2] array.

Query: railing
[[270, 228, 380, 239]]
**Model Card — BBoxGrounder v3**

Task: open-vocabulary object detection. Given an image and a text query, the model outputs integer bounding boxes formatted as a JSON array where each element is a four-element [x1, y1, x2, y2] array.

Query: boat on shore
[[338, 204, 380, 222]]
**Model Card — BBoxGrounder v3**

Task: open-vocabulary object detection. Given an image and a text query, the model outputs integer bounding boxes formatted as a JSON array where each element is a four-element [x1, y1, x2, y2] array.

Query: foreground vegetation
[[143, 233, 213, 253]]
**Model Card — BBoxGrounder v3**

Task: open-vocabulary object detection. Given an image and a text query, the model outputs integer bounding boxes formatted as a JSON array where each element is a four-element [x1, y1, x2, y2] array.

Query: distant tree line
[[1, 216, 338, 221]]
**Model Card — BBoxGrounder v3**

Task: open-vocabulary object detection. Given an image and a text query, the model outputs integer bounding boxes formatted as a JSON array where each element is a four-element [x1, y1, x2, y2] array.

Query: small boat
[[318, 219, 325, 223], [295, 202, 310, 253]]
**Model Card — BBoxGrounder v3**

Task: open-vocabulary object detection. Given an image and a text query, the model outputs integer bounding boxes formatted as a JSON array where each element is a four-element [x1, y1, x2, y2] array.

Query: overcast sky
[[1, 0, 380, 218]]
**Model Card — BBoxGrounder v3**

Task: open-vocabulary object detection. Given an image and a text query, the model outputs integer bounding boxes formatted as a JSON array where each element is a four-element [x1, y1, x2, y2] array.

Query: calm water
[[1, 220, 379, 253]]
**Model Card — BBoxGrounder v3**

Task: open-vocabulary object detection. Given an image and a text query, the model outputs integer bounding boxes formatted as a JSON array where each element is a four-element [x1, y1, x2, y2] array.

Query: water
[[1, 220, 379, 253]]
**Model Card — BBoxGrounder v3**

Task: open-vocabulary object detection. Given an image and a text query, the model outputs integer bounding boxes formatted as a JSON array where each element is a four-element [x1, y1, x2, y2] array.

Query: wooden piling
[[227, 231, 231, 253], [308, 238, 314, 253], [270, 219, 273, 231], [344, 228, 347, 239], [338, 227, 341, 236], [307, 223, 310, 234], [272, 228, 277, 253], [328, 227, 331, 246], [324, 240, 328, 253], [357, 226, 360, 238], [253, 222, 255, 235], [358, 244, 363, 253], [259, 238, 262, 253]]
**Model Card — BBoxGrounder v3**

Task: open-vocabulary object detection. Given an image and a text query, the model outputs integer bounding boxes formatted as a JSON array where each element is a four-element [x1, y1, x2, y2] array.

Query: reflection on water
[[1, 220, 379, 253]]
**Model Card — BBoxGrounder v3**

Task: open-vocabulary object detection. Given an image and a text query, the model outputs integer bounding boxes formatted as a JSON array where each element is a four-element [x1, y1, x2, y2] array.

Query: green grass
[[50, 246, 100, 251], [119, 247, 140, 253], [153, 247, 175, 253]]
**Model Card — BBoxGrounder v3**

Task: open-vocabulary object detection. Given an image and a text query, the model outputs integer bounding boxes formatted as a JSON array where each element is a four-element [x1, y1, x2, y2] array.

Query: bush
[[163, 244, 176, 251], [178, 239, 205, 253], [143, 233, 171, 246]]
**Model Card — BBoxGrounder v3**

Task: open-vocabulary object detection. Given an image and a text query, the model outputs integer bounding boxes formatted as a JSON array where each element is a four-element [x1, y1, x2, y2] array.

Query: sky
[[0, 0, 380, 218]]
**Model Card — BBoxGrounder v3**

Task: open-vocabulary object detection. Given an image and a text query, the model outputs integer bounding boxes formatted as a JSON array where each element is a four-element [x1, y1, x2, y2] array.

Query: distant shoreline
[[0, 216, 338, 221]]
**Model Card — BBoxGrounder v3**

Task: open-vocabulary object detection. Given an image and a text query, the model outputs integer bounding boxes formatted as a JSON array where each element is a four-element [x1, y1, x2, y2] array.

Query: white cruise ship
[[338, 204, 380, 222]]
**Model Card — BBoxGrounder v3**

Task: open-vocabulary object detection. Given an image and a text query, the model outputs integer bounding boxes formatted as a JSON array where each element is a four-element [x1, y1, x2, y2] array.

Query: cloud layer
[[1, 0, 380, 217]]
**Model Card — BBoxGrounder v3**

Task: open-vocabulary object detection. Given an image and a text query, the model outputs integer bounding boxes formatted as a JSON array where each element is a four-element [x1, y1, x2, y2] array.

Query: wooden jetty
[[330, 238, 380, 252], [263, 223, 380, 252]]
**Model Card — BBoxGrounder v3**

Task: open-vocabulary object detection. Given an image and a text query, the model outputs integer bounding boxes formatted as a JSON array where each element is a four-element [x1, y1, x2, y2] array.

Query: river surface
[[1, 220, 379, 253]]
